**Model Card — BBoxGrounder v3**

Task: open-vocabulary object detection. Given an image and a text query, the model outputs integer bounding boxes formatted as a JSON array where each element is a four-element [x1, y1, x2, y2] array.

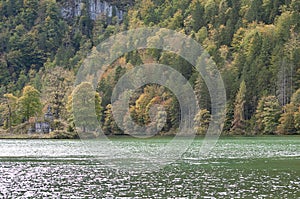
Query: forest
[[0, 0, 299, 138]]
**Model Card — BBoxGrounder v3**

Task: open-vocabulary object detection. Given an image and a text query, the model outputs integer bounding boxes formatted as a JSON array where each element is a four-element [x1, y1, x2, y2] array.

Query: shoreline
[[0, 133, 52, 139], [0, 133, 299, 139]]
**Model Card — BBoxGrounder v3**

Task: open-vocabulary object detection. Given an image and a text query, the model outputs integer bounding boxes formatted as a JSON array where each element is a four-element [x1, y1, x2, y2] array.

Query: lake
[[0, 136, 299, 198]]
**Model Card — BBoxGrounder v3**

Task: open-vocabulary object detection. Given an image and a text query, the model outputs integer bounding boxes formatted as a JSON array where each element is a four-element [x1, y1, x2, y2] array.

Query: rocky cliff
[[59, 0, 133, 21]]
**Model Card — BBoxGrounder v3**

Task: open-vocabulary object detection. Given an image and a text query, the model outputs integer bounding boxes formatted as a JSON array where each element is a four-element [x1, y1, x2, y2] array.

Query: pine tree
[[103, 104, 120, 135], [66, 95, 75, 132], [189, 0, 205, 31], [42, 67, 74, 120], [254, 96, 266, 132], [20, 0, 38, 29], [194, 75, 211, 110], [95, 92, 103, 123], [230, 80, 246, 134], [194, 109, 211, 135], [254, 96, 281, 134], [2, 93, 19, 130], [245, 0, 263, 22], [204, 0, 217, 24], [78, 3, 93, 37]]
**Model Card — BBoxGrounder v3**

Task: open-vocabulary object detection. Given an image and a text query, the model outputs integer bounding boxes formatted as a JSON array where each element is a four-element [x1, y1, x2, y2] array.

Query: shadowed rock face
[[59, 0, 133, 21]]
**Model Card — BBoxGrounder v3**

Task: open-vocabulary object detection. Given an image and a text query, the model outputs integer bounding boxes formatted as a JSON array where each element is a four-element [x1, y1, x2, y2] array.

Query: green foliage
[[277, 103, 297, 134], [277, 89, 300, 134], [68, 82, 103, 135], [291, 89, 300, 106], [294, 107, 300, 132], [194, 75, 211, 110], [20, 0, 39, 29], [50, 130, 78, 139], [103, 104, 120, 135], [1, 93, 19, 129], [254, 96, 281, 134], [231, 80, 246, 134], [42, 67, 74, 120], [18, 85, 42, 121], [189, 0, 205, 32], [194, 109, 211, 135], [1, 0, 300, 136], [95, 93, 103, 123], [134, 85, 163, 125], [78, 3, 93, 37], [245, 0, 263, 22]]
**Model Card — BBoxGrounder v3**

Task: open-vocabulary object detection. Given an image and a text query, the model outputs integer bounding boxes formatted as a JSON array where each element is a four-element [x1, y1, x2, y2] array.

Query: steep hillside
[[0, 0, 299, 136]]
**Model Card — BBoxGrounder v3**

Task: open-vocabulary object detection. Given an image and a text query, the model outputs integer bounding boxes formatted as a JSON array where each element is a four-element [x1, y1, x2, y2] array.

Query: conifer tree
[[2, 93, 19, 130], [103, 104, 120, 135], [230, 80, 246, 134], [254, 96, 281, 134], [194, 109, 211, 135]]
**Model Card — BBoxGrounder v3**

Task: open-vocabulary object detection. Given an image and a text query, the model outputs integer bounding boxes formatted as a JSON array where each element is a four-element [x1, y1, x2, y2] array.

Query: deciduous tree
[[18, 85, 42, 121], [69, 82, 103, 135]]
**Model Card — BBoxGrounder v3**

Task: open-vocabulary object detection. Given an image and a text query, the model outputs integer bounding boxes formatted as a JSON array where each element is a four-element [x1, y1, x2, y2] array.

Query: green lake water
[[0, 136, 299, 198]]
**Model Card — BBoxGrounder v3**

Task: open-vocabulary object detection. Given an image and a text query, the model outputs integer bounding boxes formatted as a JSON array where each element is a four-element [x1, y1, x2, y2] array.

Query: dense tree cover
[[0, 85, 42, 131], [0, 0, 300, 136]]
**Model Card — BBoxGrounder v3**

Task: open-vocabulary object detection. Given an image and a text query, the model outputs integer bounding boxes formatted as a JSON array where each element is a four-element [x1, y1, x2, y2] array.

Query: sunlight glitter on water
[[0, 137, 299, 198]]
